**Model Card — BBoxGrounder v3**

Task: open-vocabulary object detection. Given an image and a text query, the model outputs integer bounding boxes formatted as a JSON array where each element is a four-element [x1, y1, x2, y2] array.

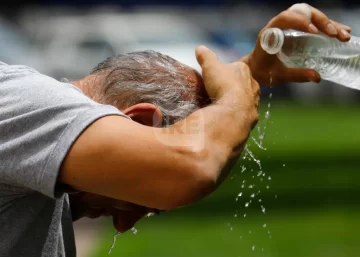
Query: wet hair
[[91, 50, 209, 126]]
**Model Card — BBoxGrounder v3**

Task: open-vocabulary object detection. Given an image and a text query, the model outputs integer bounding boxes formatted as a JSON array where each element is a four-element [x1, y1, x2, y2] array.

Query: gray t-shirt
[[0, 63, 126, 256]]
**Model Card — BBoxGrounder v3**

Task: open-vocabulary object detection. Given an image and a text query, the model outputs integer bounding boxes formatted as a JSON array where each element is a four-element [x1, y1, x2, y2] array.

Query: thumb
[[195, 45, 219, 68]]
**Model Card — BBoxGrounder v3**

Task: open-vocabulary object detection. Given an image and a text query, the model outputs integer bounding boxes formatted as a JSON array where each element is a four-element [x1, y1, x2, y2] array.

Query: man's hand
[[242, 3, 351, 85], [196, 45, 260, 123], [69, 192, 157, 233]]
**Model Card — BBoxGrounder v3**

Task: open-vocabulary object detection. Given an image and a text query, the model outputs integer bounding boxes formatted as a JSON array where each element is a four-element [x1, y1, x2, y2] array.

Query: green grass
[[91, 103, 360, 257], [93, 209, 360, 257]]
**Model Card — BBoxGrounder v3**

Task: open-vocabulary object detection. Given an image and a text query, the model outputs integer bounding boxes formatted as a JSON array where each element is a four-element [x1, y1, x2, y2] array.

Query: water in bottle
[[260, 28, 360, 90]]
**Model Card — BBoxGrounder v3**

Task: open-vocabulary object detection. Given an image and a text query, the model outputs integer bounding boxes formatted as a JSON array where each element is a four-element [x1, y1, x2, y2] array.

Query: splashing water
[[235, 91, 274, 247], [251, 136, 267, 150], [108, 232, 121, 255], [257, 92, 273, 147], [244, 146, 262, 169], [261, 205, 266, 214], [131, 227, 138, 234]]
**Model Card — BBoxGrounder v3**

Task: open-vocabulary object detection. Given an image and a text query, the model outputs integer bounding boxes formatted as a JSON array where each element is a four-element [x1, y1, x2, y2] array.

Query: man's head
[[74, 51, 210, 127]]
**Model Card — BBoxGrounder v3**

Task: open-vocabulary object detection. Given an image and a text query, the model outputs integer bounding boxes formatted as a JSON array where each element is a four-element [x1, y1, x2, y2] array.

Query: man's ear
[[122, 103, 163, 127]]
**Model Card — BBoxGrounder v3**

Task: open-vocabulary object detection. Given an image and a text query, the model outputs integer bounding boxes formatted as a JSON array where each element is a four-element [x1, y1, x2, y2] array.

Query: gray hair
[[91, 51, 208, 126]]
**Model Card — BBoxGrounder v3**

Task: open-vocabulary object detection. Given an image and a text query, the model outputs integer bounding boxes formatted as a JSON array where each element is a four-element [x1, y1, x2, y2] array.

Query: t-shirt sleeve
[[0, 65, 129, 198]]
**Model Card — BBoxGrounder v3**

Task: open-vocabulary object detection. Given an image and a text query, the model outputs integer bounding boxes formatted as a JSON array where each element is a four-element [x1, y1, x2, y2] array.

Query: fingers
[[287, 3, 351, 41], [112, 209, 147, 233], [281, 67, 321, 84], [268, 10, 319, 34], [195, 45, 219, 69], [112, 201, 145, 212], [269, 3, 352, 41], [331, 20, 352, 42]]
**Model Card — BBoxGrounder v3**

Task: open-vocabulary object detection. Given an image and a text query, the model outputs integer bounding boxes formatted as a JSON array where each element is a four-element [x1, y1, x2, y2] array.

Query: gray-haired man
[[0, 4, 351, 256]]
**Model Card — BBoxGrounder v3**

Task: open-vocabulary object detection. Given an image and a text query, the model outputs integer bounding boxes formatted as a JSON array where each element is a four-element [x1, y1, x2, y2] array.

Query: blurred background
[[3, 0, 360, 256]]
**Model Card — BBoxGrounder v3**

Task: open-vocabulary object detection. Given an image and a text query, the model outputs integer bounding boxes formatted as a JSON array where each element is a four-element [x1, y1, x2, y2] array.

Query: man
[[0, 3, 351, 257]]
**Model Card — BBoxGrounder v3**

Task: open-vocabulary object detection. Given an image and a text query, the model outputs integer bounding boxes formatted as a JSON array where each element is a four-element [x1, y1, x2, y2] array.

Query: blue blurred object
[[210, 26, 256, 60]]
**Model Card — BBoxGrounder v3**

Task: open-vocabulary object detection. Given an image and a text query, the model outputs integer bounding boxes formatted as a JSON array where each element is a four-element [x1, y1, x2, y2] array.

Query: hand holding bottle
[[241, 3, 352, 86]]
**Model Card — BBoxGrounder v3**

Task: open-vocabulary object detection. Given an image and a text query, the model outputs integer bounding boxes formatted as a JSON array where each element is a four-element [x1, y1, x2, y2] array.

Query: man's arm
[[60, 47, 259, 211]]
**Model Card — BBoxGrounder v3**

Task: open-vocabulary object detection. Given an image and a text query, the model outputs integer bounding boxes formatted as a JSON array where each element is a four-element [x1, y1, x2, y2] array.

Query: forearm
[[177, 90, 257, 185]]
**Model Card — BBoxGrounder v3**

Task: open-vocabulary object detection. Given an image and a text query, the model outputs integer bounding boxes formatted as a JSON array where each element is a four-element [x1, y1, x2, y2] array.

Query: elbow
[[160, 148, 218, 211]]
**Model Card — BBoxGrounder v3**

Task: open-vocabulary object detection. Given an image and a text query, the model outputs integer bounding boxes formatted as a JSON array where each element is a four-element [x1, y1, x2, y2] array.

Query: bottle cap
[[260, 28, 284, 55]]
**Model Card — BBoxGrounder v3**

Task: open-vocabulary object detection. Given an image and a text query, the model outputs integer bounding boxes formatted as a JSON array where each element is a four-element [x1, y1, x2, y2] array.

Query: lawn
[[91, 102, 360, 257]]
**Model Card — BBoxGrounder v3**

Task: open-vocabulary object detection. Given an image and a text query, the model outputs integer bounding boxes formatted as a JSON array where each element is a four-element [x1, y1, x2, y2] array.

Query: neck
[[71, 78, 96, 100]]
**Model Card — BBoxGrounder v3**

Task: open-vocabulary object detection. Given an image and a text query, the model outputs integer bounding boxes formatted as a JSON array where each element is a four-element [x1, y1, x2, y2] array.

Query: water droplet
[[261, 205, 266, 214], [257, 170, 263, 176], [146, 212, 155, 218], [266, 185, 269, 189], [230, 227, 233, 231], [245, 202, 249, 207], [131, 227, 138, 234], [283, 164, 286, 167], [234, 214, 238, 218], [275, 194, 278, 199], [241, 184, 245, 188], [269, 93, 273, 99], [265, 111, 270, 119], [250, 193, 255, 198], [238, 192, 243, 197], [252, 245, 256, 251], [249, 230, 252, 234], [248, 185, 254, 189], [268, 176, 272, 180], [258, 199, 262, 203], [263, 224, 267, 228], [257, 190, 261, 194], [241, 166, 246, 173], [244, 214, 247, 218]]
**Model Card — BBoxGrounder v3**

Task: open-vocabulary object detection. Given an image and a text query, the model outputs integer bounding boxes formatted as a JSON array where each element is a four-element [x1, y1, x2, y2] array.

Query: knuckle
[[279, 10, 292, 21]]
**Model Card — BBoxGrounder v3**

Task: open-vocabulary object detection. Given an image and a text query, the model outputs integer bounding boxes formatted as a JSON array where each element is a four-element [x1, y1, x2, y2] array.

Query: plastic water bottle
[[260, 28, 360, 90]]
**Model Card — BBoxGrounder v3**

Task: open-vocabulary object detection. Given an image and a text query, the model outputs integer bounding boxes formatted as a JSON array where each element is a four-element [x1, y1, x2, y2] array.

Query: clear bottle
[[260, 28, 360, 90]]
